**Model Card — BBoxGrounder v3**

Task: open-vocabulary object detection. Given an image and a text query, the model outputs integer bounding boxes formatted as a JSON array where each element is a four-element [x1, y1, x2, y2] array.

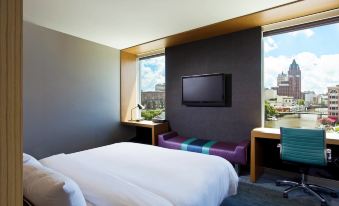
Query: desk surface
[[251, 127, 339, 145], [121, 120, 168, 128]]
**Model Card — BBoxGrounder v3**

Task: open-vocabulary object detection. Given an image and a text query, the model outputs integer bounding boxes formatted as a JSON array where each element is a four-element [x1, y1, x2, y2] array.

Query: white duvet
[[40, 142, 238, 206]]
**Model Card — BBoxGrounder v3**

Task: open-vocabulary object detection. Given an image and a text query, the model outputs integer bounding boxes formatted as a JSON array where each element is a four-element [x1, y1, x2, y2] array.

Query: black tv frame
[[181, 73, 232, 107]]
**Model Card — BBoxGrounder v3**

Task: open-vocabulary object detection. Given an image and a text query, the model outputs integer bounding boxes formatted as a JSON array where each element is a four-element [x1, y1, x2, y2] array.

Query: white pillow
[[23, 156, 86, 206], [23, 153, 42, 167]]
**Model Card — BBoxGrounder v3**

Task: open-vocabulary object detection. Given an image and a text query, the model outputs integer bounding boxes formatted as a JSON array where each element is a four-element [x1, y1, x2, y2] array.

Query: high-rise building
[[277, 59, 302, 99], [155, 83, 165, 92], [317, 94, 328, 105], [141, 91, 165, 109], [141, 83, 166, 110], [277, 72, 288, 85], [328, 85, 339, 119], [303, 91, 317, 106], [264, 88, 277, 100]]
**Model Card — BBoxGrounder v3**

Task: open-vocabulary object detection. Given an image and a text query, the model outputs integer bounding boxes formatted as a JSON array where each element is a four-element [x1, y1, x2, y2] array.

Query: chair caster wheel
[[330, 192, 338, 198], [320, 202, 327, 206], [283, 193, 288, 198]]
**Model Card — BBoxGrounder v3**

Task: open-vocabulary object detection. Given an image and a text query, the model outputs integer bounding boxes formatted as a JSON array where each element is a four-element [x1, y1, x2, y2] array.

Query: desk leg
[[152, 124, 169, 146], [250, 136, 264, 182]]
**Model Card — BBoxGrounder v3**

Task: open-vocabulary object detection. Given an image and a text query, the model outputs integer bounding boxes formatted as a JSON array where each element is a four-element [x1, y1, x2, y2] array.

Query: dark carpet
[[221, 170, 339, 206]]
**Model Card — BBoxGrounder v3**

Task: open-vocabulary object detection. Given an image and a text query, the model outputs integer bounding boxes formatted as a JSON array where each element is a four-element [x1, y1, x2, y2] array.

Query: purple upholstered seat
[[158, 131, 249, 165]]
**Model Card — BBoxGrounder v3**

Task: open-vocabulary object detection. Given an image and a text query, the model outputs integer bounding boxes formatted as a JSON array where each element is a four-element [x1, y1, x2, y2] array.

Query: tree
[[141, 109, 163, 120], [297, 99, 304, 106], [265, 101, 277, 120]]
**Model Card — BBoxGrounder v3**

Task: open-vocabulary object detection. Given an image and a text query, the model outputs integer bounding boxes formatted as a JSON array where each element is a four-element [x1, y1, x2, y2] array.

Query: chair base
[[276, 174, 338, 206]]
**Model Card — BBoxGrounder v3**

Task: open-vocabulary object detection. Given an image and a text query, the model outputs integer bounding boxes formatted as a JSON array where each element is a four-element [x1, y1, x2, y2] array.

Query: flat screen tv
[[182, 73, 232, 107]]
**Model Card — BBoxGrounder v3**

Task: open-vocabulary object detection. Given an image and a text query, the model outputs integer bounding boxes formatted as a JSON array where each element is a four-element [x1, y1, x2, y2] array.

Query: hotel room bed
[[36, 142, 238, 206]]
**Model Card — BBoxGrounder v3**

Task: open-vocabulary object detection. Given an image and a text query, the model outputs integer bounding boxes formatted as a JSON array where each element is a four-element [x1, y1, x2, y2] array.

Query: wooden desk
[[250, 128, 339, 183], [121, 121, 169, 145]]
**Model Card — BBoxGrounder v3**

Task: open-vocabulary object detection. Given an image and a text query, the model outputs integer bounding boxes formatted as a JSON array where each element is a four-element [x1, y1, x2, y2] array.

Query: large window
[[139, 54, 165, 120], [263, 21, 339, 132]]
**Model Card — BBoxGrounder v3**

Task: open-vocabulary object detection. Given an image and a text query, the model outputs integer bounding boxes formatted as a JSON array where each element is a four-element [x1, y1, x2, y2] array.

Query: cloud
[[140, 56, 165, 91], [264, 52, 339, 94], [288, 29, 314, 37], [264, 37, 278, 53]]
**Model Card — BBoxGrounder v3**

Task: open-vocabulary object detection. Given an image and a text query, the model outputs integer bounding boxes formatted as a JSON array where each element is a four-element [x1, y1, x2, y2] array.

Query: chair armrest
[[277, 143, 282, 156], [158, 131, 178, 141], [277, 143, 283, 160]]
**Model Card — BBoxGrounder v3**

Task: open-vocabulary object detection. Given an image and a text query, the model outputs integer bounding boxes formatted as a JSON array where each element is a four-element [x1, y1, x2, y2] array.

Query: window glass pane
[[263, 22, 339, 131], [139, 55, 165, 120]]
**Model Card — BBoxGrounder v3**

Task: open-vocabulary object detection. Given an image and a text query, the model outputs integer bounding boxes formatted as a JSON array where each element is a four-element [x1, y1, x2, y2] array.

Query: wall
[[23, 22, 134, 159], [166, 28, 262, 143]]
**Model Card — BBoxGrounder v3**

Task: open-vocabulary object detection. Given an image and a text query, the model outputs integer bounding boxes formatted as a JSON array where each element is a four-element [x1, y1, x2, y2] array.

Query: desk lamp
[[130, 104, 145, 121]]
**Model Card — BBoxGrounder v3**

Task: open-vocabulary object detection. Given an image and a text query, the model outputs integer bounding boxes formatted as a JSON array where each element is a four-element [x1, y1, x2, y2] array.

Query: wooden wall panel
[[0, 0, 23, 205], [120, 51, 137, 122], [122, 0, 339, 54]]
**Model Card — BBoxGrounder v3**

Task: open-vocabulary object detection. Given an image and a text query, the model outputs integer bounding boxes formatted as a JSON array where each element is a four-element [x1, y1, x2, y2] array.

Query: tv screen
[[182, 73, 231, 107]]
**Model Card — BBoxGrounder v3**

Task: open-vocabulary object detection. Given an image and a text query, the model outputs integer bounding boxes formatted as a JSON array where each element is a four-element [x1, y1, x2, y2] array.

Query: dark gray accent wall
[[166, 28, 262, 143], [24, 22, 134, 159]]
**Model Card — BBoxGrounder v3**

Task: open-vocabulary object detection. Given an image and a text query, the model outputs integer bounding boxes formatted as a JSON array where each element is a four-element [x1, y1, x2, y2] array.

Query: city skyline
[[264, 22, 339, 94]]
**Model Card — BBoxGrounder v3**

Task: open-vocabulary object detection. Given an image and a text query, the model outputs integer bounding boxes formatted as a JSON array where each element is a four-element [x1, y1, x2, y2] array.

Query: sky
[[264, 22, 339, 94], [140, 55, 165, 91]]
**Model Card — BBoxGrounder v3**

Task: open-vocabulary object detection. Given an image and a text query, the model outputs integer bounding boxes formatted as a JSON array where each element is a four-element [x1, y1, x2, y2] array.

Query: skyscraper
[[277, 59, 302, 99], [328, 85, 339, 119], [277, 72, 288, 85]]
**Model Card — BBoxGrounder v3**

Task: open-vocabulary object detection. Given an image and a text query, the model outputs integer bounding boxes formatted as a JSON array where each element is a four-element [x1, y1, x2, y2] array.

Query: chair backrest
[[280, 127, 326, 166]]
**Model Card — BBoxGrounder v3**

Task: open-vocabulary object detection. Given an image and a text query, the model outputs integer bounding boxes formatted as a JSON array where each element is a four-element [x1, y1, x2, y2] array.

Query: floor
[[222, 169, 339, 206]]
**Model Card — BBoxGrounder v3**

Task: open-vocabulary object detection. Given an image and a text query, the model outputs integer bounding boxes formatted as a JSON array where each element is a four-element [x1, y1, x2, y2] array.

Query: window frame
[[137, 53, 166, 118], [264, 16, 339, 37], [262, 16, 339, 128]]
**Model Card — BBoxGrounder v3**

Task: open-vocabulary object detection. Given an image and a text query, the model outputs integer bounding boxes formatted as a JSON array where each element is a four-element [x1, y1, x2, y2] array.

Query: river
[[265, 108, 328, 129]]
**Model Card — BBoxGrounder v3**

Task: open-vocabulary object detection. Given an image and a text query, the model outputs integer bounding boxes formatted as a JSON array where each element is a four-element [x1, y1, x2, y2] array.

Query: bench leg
[[234, 164, 241, 175]]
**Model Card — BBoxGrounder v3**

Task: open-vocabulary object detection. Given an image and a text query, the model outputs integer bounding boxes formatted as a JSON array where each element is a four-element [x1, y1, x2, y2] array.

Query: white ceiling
[[24, 0, 295, 49]]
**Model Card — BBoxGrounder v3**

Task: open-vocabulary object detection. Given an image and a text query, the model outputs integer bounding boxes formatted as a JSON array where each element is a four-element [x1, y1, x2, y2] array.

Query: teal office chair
[[276, 127, 337, 206]]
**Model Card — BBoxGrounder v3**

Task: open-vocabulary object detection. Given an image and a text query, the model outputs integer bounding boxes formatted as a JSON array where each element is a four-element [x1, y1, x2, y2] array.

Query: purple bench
[[158, 131, 249, 166]]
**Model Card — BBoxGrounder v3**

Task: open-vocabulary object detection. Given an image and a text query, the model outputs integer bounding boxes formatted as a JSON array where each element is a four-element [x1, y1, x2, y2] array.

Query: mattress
[[40, 142, 238, 206]]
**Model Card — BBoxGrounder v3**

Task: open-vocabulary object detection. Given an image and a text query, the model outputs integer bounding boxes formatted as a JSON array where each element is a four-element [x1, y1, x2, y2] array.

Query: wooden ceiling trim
[[122, 0, 339, 55]]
